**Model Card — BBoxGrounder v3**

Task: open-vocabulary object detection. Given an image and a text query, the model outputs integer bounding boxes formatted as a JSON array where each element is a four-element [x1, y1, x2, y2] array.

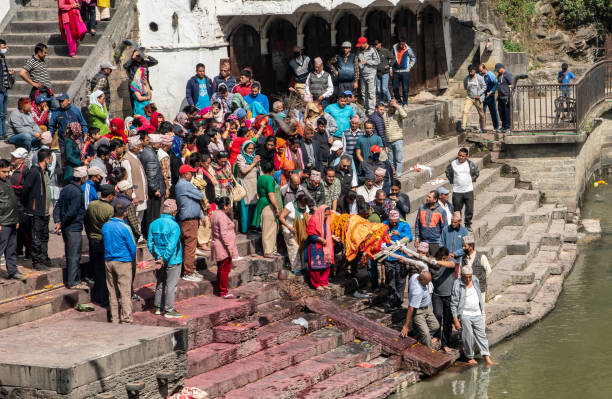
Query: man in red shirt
[[232, 69, 252, 98]]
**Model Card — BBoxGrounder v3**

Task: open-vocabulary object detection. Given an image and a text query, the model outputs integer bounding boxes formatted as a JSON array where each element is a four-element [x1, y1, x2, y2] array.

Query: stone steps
[[294, 356, 397, 399], [342, 370, 419, 399], [5, 20, 111, 34], [185, 325, 356, 398], [221, 342, 384, 399], [8, 43, 97, 57], [0, 264, 64, 303]]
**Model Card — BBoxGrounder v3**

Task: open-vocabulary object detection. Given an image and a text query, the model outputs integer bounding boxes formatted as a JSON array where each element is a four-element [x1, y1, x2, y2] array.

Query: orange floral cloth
[[331, 213, 390, 261]]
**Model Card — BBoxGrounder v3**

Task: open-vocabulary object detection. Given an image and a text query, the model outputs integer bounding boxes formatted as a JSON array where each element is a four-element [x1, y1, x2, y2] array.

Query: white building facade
[[136, 0, 452, 116]]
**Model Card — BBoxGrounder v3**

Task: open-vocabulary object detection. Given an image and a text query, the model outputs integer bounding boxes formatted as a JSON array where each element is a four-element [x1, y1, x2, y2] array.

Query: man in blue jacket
[[478, 64, 499, 131], [101, 204, 136, 324], [48, 93, 88, 148], [382, 209, 413, 312], [148, 199, 183, 319], [53, 166, 87, 289], [186, 63, 213, 110], [175, 164, 204, 282], [391, 37, 416, 105]]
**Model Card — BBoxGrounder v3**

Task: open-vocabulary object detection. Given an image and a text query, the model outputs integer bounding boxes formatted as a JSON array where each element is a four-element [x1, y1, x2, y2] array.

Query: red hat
[[356, 37, 368, 47], [370, 145, 382, 153], [179, 164, 197, 175]]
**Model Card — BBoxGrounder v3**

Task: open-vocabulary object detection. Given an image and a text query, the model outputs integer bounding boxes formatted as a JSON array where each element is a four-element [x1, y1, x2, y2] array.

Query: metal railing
[[511, 60, 612, 133]]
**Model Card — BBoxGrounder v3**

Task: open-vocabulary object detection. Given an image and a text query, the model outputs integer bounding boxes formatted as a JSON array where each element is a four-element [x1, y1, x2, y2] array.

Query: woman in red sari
[[305, 205, 334, 290], [58, 0, 86, 57]]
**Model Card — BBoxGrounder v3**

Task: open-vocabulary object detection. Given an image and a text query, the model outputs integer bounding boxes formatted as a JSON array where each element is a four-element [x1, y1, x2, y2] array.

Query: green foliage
[[559, 0, 612, 31], [504, 40, 523, 52], [493, 0, 536, 32]]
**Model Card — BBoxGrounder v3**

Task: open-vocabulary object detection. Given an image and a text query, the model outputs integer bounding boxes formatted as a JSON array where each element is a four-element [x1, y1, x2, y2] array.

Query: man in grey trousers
[[400, 270, 440, 348], [451, 265, 496, 366], [356, 36, 380, 116]]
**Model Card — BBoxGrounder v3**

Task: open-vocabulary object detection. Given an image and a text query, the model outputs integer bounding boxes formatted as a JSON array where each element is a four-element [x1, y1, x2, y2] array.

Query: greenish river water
[[393, 182, 612, 399]]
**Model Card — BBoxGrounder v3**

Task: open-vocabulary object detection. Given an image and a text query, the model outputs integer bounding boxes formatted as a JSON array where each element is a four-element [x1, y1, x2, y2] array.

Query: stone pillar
[[331, 29, 337, 46]]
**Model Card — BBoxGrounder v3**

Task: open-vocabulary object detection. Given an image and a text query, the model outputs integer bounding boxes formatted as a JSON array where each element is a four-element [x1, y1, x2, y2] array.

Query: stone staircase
[[1, 0, 113, 112], [0, 133, 579, 397]]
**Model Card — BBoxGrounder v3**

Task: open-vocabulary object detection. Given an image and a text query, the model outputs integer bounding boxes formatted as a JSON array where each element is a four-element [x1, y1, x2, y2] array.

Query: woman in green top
[[252, 160, 281, 256], [88, 90, 110, 135], [63, 122, 83, 183]]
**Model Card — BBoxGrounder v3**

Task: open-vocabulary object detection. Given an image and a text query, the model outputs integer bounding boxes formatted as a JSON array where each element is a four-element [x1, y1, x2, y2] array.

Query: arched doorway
[[421, 6, 448, 91], [393, 8, 423, 93], [335, 13, 361, 51], [229, 25, 262, 80], [366, 10, 391, 48], [267, 19, 297, 93], [303, 16, 332, 61]]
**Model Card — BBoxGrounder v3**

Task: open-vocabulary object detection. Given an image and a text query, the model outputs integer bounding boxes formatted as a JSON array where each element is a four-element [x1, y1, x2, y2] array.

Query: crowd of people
[[0, 33, 503, 363]]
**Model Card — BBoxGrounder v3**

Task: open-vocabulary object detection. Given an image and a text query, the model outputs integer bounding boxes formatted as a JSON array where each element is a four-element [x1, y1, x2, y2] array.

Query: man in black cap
[[232, 69, 253, 98], [495, 63, 513, 133], [84, 184, 116, 305]]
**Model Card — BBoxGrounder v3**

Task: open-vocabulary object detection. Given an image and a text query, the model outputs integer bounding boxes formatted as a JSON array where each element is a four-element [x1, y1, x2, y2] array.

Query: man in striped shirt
[[19, 43, 51, 102]]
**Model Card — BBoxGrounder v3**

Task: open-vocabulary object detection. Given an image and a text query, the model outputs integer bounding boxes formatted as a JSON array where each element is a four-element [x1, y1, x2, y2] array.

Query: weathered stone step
[[185, 325, 355, 398], [222, 341, 382, 399], [6, 20, 110, 34], [0, 265, 64, 303], [133, 280, 283, 350], [487, 270, 535, 298], [402, 135, 464, 172], [187, 313, 328, 378], [6, 43, 97, 57], [494, 254, 528, 272], [488, 225, 524, 245], [342, 370, 419, 399], [515, 200, 539, 214], [13, 8, 71, 21], [484, 302, 531, 326], [0, 33, 101, 46], [295, 356, 396, 399]]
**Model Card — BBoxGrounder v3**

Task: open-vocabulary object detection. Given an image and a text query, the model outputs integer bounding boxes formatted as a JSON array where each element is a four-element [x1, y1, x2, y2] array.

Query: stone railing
[[67, 0, 136, 108], [0, 0, 18, 33]]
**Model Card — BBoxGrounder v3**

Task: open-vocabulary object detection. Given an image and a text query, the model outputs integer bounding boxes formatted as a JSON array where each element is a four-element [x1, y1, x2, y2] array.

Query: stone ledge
[[504, 133, 587, 145]]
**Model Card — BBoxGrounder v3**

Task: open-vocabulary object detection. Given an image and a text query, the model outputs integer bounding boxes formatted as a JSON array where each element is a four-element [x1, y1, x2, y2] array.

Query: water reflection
[[393, 181, 612, 399]]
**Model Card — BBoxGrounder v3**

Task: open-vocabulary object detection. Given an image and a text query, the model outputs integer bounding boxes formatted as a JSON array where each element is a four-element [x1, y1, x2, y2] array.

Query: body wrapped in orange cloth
[[330, 213, 391, 261]]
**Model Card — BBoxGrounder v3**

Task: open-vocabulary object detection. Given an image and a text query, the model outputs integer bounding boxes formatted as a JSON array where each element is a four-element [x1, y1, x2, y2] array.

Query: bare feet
[[443, 346, 453, 353], [431, 337, 440, 345], [316, 286, 325, 291], [323, 285, 332, 290], [466, 359, 478, 366], [484, 356, 497, 366]]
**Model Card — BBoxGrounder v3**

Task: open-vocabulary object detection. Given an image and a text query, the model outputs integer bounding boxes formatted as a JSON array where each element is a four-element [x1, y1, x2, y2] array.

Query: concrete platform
[[0, 320, 187, 397]]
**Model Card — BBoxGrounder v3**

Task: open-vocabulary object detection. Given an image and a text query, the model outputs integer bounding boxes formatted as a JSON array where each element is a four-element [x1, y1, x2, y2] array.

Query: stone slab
[[0, 320, 186, 394]]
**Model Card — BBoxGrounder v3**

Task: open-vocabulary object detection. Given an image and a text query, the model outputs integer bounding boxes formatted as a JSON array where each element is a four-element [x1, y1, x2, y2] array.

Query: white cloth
[[462, 286, 481, 317], [89, 89, 109, 125], [451, 159, 473, 193], [281, 202, 309, 234], [157, 148, 169, 162], [463, 252, 492, 276]]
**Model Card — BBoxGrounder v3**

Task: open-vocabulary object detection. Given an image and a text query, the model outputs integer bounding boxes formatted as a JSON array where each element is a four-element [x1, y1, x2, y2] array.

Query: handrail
[[510, 60, 612, 133]]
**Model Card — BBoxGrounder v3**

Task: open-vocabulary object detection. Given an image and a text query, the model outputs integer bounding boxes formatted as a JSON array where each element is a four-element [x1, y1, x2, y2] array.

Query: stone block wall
[[402, 100, 454, 145]]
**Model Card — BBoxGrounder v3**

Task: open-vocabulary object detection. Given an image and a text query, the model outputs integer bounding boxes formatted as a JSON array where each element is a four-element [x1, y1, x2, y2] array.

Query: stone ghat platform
[[0, 320, 186, 398]]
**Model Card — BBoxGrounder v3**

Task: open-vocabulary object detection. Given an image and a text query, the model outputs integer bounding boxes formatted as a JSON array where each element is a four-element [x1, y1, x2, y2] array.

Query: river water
[[392, 182, 612, 399]]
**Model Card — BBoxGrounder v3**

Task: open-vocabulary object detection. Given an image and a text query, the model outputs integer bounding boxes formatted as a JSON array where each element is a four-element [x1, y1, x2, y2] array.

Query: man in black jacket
[[9, 148, 30, 257], [0, 159, 24, 280], [0, 39, 15, 140], [300, 124, 322, 172], [390, 179, 411, 219], [53, 166, 87, 289], [139, 134, 166, 238], [21, 148, 53, 270]]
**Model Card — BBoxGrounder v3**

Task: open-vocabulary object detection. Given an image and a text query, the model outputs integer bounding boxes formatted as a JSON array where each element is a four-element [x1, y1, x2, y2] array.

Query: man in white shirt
[[304, 57, 334, 107], [445, 148, 479, 231], [356, 170, 377, 202], [436, 186, 453, 222]]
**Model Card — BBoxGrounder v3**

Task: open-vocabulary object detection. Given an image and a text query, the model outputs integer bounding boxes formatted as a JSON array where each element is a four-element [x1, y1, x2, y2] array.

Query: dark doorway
[[335, 13, 361, 51], [267, 19, 297, 93], [229, 25, 262, 80], [366, 10, 392, 48], [421, 6, 449, 91], [394, 8, 423, 93], [303, 16, 332, 60]]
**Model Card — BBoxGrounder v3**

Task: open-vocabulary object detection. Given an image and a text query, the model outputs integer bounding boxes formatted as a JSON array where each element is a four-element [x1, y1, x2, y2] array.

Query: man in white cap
[[302, 170, 325, 207], [139, 133, 165, 238], [89, 61, 116, 109], [9, 147, 30, 257], [53, 165, 88, 289], [461, 235, 491, 302], [331, 41, 359, 95], [124, 135, 148, 225], [84, 166, 106, 210], [451, 264, 496, 366]]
